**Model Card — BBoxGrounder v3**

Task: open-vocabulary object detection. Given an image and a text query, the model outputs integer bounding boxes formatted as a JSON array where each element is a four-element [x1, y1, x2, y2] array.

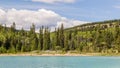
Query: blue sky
[[0, 0, 120, 31], [0, 0, 120, 22]]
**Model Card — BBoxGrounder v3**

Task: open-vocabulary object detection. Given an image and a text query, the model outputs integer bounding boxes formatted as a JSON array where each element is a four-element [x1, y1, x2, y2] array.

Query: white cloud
[[31, 0, 76, 4], [113, 5, 120, 9], [0, 8, 88, 32], [56, 17, 86, 28]]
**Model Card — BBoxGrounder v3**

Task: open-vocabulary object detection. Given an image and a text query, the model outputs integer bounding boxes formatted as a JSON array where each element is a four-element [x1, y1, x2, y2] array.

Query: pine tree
[[38, 26, 43, 50], [59, 24, 64, 48], [43, 27, 47, 50]]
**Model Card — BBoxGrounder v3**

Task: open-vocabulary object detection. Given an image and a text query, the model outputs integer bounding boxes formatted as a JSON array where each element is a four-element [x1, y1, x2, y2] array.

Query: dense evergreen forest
[[0, 19, 120, 54]]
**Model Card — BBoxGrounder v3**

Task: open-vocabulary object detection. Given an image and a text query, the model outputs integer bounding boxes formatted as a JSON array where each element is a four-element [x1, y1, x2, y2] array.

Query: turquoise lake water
[[0, 56, 120, 68]]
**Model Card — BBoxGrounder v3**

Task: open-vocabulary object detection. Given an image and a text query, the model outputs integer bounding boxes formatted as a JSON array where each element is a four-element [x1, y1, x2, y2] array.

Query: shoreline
[[0, 53, 119, 56], [0, 50, 120, 56], [0, 53, 92, 56], [0, 52, 101, 56]]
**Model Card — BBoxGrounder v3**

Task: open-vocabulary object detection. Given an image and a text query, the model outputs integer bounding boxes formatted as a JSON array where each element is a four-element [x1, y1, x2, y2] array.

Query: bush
[[0, 46, 7, 53]]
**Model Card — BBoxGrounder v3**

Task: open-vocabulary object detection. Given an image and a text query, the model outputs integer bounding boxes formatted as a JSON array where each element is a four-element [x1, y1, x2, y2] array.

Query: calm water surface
[[0, 56, 120, 68]]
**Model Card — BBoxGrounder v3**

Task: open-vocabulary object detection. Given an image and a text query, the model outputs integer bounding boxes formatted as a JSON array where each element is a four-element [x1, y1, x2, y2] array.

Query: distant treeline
[[0, 20, 120, 53]]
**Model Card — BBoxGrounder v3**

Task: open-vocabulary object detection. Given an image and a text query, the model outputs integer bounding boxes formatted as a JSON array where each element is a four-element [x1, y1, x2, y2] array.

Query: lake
[[0, 56, 120, 68]]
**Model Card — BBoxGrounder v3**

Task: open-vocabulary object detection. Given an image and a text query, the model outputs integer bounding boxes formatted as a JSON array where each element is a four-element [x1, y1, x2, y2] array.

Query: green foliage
[[0, 19, 120, 54], [0, 46, 7, 53]]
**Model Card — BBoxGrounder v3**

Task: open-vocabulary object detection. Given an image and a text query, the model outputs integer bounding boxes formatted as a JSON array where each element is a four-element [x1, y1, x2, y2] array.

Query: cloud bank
[[32, 0, 76, 4], [0, 8, 88, 32]]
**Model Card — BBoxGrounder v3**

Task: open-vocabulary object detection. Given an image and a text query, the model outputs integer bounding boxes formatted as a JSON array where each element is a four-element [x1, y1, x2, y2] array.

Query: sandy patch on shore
[[0, 53, 98, 56]]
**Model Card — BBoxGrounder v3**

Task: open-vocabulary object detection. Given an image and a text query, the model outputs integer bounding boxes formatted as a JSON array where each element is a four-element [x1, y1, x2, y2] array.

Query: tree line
[[0, 21, 120, 53]]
